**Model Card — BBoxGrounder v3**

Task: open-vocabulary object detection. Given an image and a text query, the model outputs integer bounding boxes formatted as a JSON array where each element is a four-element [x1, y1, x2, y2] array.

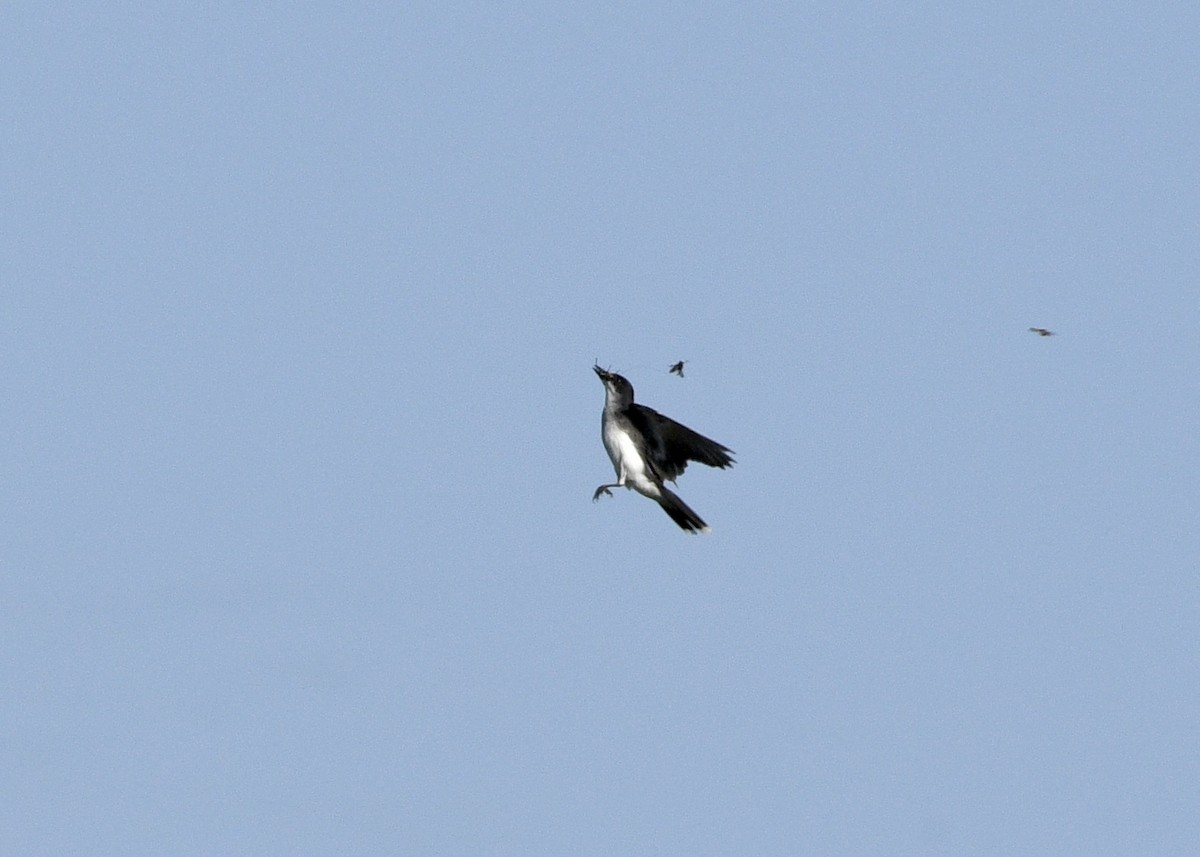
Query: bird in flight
[[592, 366, 734, 533], [1029, 327, 1055, 336], [668, 360, 687, 377]]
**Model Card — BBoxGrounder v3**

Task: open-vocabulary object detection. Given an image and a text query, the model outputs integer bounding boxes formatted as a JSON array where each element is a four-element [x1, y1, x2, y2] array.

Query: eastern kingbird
[[1029, 327, 1055, 336], [669, 360, 687, 377], [592, 365, 734, 533]]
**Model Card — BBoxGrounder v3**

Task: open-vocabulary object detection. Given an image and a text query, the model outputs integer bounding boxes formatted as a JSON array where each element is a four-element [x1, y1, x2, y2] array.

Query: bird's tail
[[657, 487, 711, 533]]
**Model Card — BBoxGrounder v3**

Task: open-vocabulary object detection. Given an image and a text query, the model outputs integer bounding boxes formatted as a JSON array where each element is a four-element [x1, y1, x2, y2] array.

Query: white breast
[[603, 421, 657, 496], [613, 429, 644, 476]]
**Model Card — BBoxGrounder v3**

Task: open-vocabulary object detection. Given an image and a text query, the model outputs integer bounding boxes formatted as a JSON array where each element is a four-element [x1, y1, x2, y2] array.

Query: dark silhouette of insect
[[668, 360, 687, 377], [1029, 327, 1055, 337]]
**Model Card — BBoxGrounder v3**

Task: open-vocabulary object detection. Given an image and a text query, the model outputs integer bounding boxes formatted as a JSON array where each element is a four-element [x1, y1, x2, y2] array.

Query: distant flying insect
[[1029, 327, 1055, 337], [669, 360, 687, 377]]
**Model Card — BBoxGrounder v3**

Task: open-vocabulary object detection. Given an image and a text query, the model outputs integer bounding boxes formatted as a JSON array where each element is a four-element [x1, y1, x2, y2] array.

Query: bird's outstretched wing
[[627, 404, 735, 483]]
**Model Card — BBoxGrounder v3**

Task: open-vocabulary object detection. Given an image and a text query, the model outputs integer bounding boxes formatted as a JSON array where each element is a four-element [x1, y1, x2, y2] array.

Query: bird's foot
[[592, 486, 614, 502]]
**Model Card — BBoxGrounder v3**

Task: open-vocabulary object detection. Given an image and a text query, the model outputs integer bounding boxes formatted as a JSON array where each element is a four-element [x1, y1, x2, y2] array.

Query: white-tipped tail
[[657, 487, 711, 533]]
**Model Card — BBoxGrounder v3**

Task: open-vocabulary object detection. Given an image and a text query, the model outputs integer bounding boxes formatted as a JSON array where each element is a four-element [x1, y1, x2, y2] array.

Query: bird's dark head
[[593, 365, 635, 405]]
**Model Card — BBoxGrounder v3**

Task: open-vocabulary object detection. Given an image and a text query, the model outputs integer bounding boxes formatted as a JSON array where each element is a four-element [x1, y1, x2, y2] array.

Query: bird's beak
[[593, 365, 610, 381]]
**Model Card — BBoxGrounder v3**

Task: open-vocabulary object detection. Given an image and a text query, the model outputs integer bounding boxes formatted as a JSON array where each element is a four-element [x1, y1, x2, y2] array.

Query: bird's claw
[[592, 486, 613, 502]]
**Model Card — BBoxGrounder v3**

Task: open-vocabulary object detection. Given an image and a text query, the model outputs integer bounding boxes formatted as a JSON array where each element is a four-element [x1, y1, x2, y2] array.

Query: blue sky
[[4, 3, 1198, 854]]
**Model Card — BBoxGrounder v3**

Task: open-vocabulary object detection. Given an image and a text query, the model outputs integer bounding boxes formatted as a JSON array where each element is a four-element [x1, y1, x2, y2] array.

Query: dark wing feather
[[627, 404, 735, 483]]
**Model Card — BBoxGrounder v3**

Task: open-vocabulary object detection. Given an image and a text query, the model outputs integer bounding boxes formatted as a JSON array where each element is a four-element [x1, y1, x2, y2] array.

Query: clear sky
[[4, 3, 1198, 854]]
